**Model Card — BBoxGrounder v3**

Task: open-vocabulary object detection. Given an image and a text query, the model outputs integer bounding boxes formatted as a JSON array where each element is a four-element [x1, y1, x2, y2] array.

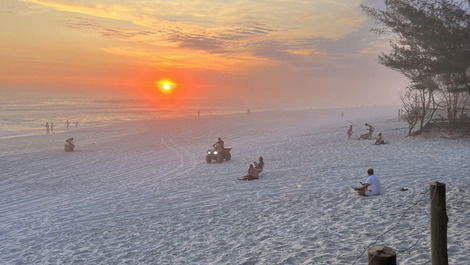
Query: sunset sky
[[0, 0, 405, 107]]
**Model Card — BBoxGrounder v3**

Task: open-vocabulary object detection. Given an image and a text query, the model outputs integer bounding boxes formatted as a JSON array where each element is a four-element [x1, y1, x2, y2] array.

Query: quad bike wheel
[[216, 153, 223, 163]]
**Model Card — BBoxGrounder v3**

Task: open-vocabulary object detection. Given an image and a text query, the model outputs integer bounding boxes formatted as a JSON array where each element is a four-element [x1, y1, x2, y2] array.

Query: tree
[[401, 86, 421, 135], [363, 0, 470, 130]]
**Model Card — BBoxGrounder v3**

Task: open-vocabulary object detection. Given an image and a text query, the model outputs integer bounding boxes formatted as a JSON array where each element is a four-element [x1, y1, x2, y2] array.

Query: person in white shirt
[[356, 168, 381, 196]]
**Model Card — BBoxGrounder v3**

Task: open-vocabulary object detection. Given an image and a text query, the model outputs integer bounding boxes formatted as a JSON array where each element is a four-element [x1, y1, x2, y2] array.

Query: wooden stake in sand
[[430, 181, 448, 265], [368, 246, 396, 265]]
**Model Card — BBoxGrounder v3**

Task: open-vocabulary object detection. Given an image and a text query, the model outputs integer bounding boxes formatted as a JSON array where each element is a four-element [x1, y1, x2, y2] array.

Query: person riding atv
[[64, 137, 75, 152], [359, 123, 375, 140], [206, 137, 231, 163], [213, 137, 224, 150]]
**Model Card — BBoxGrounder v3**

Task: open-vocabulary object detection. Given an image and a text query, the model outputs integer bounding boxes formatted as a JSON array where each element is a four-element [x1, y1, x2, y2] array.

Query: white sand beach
[[1, 107, 469, 264]]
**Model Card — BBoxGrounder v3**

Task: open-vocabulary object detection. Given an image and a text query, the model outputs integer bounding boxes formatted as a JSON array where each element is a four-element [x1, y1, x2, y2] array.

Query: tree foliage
[[363, 0, 470, 134]]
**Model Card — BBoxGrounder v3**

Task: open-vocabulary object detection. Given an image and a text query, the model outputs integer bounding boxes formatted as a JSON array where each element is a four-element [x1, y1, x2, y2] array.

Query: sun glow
[[156, 79, 175, 94]]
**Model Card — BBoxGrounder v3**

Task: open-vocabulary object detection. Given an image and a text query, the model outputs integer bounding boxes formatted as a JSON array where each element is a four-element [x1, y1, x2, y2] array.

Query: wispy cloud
[[21, 0, 370, 71], [104, 46, 278, 72]]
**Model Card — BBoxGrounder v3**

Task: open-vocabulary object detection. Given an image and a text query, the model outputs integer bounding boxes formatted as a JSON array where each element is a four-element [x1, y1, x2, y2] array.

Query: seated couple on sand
[[354, 168, 381, 196], [240, 157, 264, 181]]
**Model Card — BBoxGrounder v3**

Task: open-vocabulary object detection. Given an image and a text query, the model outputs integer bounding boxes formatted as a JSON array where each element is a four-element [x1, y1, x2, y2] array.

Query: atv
[[206, 147, 232, 163]]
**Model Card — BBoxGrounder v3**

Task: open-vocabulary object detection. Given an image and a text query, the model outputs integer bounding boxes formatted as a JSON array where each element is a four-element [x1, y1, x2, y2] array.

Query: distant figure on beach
[[66, 120, 69, 129], [75, 121, 78, 127], [347, 125, 353, 139], [45, 122, 50, 134], [50, 123, 54, 133], [247, 109, 251, 115], [354, 168, 381, 196], [64, 137, 75, 152], [239, 164, 259, 181], [254, 156, 264, 173], [358, 123, 375, 139], [374, 133, 385, 145], [197, 110, 200, 119]]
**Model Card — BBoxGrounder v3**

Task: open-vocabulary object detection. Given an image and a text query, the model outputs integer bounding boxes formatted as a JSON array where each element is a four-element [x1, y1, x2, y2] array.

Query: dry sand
[[1, 107, 469, 264]]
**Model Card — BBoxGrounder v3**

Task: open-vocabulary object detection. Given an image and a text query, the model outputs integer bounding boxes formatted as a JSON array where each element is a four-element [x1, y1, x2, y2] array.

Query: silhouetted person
[[66, 120, 69, 129], [50, 123, 54, 133], [347, 125, 353, 139], [45, 122, 50, 134]]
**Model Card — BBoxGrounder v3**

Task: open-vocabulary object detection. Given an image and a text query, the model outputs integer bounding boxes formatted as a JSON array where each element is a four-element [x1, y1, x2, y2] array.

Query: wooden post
[[430, 181, 448, 265], [368, 246, 396, 265]]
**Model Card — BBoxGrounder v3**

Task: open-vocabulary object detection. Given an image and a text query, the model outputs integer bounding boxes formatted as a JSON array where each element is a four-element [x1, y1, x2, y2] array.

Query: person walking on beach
[[50, 123, 54, 133], [354, 168, 381, 196], [66, 120, 69, 129], [45, 122, 50, 134], [347, 125, 353, 139]]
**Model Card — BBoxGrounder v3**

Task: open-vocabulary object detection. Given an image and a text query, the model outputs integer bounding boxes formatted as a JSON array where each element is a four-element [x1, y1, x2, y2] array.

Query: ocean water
[[0, 98, 247, 139]]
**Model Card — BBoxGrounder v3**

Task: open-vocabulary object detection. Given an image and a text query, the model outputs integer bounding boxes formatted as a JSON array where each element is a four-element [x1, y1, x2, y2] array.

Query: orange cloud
[[104, 47, 279, 72]]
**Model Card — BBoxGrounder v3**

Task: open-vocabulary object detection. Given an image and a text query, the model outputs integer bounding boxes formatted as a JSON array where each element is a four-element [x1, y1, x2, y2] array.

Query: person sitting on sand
[[355, 168, 381, 196], [359, 123, 375, 139], [254, 156, 264, 173], [64, 137, 75, 152], [347, 125, 353, 139], [240, 164, 259, 181], [374, 133, 385, 145]]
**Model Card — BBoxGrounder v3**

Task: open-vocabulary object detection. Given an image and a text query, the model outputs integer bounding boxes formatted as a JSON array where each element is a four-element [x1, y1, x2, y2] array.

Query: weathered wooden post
[[368, 246, 396, 265], [430, 181, 448, 265]]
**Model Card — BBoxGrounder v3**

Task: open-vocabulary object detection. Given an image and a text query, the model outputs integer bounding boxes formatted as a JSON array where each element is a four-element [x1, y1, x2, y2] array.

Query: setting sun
[[156, 80, 175, 94]]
